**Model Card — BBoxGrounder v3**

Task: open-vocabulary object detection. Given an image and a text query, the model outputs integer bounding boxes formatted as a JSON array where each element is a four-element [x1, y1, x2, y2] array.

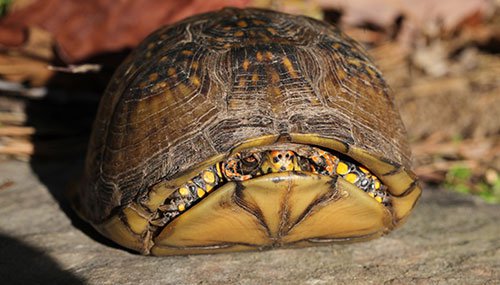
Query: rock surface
[[0, 160, 499, 285]]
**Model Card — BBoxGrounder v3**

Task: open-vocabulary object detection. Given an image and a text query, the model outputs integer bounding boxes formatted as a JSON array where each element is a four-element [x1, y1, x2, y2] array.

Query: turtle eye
[[240, 153, 261, 173]]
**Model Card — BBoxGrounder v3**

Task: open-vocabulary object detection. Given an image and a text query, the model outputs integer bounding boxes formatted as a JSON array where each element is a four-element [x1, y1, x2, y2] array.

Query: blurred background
[[0, 0, 499, 202]]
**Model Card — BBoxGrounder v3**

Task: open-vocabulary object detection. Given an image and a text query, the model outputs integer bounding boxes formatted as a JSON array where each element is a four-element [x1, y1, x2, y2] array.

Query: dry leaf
[[0, 0, 251, 63], [318, 0, 493, 32]]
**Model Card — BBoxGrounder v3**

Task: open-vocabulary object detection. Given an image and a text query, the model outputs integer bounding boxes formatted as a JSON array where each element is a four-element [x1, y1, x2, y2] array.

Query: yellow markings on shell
[[223, 26, 232, 31], [242, 59, 250, 71], [374, 179, 381, 190], [192, 61, 199, 69], [178, 186, 189, 197], [267, 27, 277, 35], [252, 19, 266, 25], [336, 67, 347, 81], [159, 56, 168, 62], [345, 173, 358, 183], [282, 57, 298, 78], [181, 50, 194, 56], [238, 77, 246, 87], [203, 171, 216, 184], [167, 68, 176, 76], [348, 58, 362, 68], [332, 43, 341, 49], [177, 83, 191, 96], [336, 162, 349, 175], [265, 51, 273, 60], [269, 86, 281, 96], [252, 73, 259, 84], [270, 71, 280, 84], [178, 204, 186, 211], [190, 75, 201, 87], [149, 73, 159, 82], [256, 51, 263, 62], [366, 66, 378, 78], [234, 31, 244, 37], [147, 43, 155, 50], [368, 192, 375, 198], [151, 82, 165, 93], [237, 20, 248, 27], [375, 196, 383, 203], [197, 188, 205, 198]]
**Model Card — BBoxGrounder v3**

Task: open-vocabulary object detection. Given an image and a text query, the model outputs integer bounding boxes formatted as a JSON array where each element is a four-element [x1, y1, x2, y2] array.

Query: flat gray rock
[[0, 160, 499, 285]]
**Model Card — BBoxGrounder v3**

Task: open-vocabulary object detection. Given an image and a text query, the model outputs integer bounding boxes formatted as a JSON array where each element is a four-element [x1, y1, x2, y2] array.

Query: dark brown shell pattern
[[77, 8, 412, 225]]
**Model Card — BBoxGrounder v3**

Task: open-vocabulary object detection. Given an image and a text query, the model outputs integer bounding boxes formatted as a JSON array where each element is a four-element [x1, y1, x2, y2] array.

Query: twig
[[0, 126, 35, 136], [0, 112, 26, 124], [48, 64, 102, 73], [0, 79, 47, 98], [0, 141, 34, 155]]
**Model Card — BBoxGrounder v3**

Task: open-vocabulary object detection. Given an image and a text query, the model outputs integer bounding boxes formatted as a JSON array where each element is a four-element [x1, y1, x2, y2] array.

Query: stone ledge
[[0, 160, 499, 284]]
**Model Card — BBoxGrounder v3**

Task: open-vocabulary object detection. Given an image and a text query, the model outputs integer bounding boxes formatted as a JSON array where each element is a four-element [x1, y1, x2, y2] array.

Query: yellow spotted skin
[[158, 146, 392, 229], [345, 173, 358, 183], [178, 187, 189, 197], [197, 188, 205, 198], [261, 150, 296, 173], [203, 171, 216, 184], [75, 8, 421, 256], [336, 162, 349, 175]]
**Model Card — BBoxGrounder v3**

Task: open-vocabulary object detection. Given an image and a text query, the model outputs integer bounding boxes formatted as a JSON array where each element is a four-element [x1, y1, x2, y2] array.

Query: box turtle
[[73, 8, 421, 255]]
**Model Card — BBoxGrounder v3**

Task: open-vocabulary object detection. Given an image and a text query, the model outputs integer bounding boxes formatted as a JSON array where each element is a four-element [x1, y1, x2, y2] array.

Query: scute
[[75, 7, 420, 255], [151, 172, 392, 255]]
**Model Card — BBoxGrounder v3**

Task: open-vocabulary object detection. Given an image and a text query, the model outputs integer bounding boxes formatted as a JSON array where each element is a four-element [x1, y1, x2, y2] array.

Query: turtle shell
[[74, 8, 421, 255]]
